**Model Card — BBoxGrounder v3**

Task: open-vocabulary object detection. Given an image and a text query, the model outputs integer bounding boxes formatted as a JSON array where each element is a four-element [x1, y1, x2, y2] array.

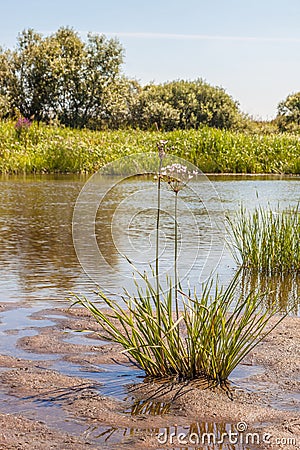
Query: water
[[0, 306, 59, 360], [0, 174, 299, 305], [0, 304, 296, 449], [0, 174, 298, 447], [0, 381, 256, 449]]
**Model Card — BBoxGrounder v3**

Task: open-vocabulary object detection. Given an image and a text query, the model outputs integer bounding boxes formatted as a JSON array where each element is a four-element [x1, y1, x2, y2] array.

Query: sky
[[1, 0, 300, 119]]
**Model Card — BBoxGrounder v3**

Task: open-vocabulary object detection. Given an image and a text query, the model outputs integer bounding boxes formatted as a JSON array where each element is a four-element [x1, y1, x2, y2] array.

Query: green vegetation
[[71, 149, 287, 385], [277, 92, 300, 132], [1, 27, 300, 134], [0, 27, 299, 174], [0, 27, 244, 131], [226, 205, 300, 274], [1, 120, 300, 174], [0, 28, 129, 128], [72, 270, 284, 384], [130, 79, 242, 131]]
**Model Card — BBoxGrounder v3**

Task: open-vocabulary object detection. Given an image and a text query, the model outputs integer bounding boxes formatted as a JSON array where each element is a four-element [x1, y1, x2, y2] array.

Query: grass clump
[[72, 270, 285, 384], [226, 204, 300, 274], [70, 143, 288, 385]]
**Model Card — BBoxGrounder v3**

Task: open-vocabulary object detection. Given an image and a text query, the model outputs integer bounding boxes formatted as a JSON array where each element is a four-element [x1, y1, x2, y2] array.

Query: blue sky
[[1, 0, 300, 119]]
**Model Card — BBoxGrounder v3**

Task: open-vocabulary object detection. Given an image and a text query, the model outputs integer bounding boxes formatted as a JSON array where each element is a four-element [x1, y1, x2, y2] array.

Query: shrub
[[131, 79, 243, 131], [277, 92, 300, 132]]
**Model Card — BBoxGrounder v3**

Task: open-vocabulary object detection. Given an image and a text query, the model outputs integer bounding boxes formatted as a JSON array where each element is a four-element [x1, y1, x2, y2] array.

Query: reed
[[226, 204, 300, 274], [1, 120, 300, 174]]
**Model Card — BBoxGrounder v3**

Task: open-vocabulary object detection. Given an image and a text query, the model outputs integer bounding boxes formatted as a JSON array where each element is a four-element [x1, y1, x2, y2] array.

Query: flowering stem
[[155, 157, 162, 329], [174, 191, 179, 321]]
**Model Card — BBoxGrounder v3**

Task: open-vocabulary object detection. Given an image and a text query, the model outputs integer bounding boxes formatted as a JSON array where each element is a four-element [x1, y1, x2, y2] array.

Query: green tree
[[2, 29, 58, 121], [47, 29, 124, 127], [131, 79, 242, 130], [95, 78, 140, 129], [0, 27, 125, 127], [277, 92, 300, 131], [131, 83, 180, 130], [0, 29, 245, 130], [0, 47, 12, 118]]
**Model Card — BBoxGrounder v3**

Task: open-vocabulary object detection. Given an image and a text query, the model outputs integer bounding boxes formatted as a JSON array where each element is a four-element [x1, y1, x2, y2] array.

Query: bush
[[1, 121, 300, 174], [277, 92, 300, 132], [131, 79, 243, 131]]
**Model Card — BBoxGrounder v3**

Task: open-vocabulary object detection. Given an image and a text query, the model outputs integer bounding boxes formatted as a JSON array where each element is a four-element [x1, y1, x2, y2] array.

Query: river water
[[0, 174, 299, 309], [0, 173, 299, 447]]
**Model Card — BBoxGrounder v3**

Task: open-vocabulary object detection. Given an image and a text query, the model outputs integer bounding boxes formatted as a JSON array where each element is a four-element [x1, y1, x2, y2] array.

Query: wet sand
[[0, 303, 299, 449]]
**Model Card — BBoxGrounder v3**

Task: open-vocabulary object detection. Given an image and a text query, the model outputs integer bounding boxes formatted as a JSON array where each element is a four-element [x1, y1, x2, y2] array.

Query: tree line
[[0, 27, 298, 131]]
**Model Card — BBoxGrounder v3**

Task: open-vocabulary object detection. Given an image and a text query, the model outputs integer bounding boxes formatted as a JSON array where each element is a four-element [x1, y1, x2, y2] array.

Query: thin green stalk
[[174, 191, 179, 321], [156, 156, 163, 334]]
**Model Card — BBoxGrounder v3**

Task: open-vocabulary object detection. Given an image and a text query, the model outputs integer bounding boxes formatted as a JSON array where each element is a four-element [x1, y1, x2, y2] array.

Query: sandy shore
[[0, 303, 299, 449]]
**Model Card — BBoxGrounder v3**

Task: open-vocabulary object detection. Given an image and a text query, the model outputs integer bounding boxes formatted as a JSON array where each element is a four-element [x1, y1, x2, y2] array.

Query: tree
[[277, 92, 300, 131], [95, 78, 140, 129], [1, 29, 58, 121], [47, 29, 124, 127], [0, 27, 125, 127], [130, 79, 242, 130], [0, 47, 12, 118], [0, 29, 244, 131]]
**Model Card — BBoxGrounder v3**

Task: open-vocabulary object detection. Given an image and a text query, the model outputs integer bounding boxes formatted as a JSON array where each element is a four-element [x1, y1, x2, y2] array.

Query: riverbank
[[0, 302, 299, 449], [0, 121, 300, 174]]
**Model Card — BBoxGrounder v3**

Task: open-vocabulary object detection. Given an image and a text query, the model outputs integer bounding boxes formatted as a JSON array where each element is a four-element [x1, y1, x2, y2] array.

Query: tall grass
[[1, 120, 300, 174], [72, 270, 285, 384], [226, 205, 300, 274]]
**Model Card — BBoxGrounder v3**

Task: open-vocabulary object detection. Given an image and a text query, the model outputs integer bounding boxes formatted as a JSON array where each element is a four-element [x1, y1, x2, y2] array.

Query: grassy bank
[[0, 120, 300, 174]]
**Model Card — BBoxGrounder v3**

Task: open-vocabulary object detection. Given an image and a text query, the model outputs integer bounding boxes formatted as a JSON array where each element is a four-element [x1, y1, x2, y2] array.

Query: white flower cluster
[[160, 163, 198, 193]]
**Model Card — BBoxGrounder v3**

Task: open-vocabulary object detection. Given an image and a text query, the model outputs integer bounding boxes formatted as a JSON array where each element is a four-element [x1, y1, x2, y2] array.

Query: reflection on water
[[0, 385, 266, 449], [155, 422, 251, 449], [0, 174, 299, 312], [0, 174, 96, 302], [127, 398, 171, 415], [71, 170, 227, 297], [241, 271, 300, 314], [0, 302, 294, 448]]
